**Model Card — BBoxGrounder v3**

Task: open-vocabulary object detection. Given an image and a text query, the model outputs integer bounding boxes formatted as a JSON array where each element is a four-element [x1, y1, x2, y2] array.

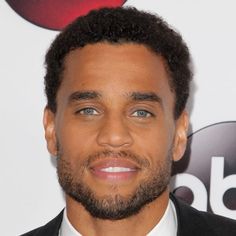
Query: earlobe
[[43, 107, 57, 156], [172, 111, 189, 162]]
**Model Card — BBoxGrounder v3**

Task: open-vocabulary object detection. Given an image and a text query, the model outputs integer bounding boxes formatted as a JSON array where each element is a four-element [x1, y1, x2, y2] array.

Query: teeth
[[101, 167, 134, 173]]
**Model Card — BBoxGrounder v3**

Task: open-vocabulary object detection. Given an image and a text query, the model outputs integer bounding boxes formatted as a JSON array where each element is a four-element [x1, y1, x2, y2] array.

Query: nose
[[96, 115, 133, 148]]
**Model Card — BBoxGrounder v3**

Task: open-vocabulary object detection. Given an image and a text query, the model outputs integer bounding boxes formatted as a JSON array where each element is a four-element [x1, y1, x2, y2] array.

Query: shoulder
[[170, 194, 236, 236], [20, 210, 64, 236]]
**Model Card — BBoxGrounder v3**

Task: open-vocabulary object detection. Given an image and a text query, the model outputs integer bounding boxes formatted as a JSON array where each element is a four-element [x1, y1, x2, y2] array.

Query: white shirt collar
[[59, 199, 177, 236], [59, 210, 82, 236], [147, 199, 177, 236]]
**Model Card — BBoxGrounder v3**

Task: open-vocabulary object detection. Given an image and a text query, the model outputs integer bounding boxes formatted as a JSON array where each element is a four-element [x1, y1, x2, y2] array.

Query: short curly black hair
[[45, 7, 192, 119]]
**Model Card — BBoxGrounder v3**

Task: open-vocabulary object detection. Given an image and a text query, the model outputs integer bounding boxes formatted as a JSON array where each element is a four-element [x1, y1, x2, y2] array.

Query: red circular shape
[[6, 0, 126, 30]]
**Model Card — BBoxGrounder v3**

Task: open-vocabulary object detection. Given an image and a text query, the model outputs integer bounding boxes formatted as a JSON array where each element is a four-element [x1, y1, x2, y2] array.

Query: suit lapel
[[170, 193, 211, 236], [36, 210, 64, 236]]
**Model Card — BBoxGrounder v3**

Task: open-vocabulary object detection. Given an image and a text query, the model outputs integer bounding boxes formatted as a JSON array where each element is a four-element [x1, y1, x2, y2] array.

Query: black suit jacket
[[20, 194, 236, 236]]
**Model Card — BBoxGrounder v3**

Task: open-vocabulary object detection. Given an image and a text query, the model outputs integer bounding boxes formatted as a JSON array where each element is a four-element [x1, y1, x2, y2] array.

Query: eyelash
[[75, 107, 155, 118], [76, 107, 99, 115], [131, 109, 154, 118]]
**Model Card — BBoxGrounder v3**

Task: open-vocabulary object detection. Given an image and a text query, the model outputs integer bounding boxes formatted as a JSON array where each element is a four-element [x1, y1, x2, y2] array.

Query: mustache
[[56, 140, 151, 168], [85, 150, 150, 168]]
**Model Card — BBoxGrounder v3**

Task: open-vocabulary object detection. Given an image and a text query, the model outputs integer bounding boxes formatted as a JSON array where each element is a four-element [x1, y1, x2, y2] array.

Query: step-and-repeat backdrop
[[1, 1, 236, 235]]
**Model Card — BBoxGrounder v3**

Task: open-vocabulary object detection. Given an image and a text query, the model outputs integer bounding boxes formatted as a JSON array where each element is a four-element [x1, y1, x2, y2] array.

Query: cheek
[[56, 118, 97, 163], [135, 123, 174, 165]]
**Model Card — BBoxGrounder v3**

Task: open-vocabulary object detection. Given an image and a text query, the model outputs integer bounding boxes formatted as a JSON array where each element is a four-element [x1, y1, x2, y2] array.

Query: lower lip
[[90, 168, 138, 182]]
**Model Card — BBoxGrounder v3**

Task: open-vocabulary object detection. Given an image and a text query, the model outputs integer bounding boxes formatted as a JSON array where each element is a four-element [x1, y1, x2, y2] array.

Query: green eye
[[132, 110, 152, 118], [78, 108, 98, 115]]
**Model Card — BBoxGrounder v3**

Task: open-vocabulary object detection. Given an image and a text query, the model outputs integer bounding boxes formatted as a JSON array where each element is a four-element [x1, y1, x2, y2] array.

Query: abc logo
[[6, 0, 126, 30], [170, 121, 236, 220]]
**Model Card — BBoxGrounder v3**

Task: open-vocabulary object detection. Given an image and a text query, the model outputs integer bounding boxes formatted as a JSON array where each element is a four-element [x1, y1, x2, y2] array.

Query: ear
[[43, 107, 57, 156], [172, 111, 189, 162]]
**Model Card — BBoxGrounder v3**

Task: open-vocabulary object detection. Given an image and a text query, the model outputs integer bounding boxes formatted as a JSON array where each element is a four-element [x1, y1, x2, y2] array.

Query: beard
[[57, 147, 172, 220]]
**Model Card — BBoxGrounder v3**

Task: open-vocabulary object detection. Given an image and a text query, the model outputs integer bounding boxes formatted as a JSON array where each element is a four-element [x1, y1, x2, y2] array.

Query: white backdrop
[[1, 1, 236, 235]]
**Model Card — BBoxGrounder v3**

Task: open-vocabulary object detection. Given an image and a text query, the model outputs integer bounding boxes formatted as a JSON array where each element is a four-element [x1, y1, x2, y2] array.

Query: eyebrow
[[68, 91, 101, 103], [130, 92, 163, 105], [68, 90, 163, 106]]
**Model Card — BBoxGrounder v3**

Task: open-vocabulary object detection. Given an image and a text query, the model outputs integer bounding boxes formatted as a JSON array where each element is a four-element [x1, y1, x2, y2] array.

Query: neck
[[65, 189, 169, 236]]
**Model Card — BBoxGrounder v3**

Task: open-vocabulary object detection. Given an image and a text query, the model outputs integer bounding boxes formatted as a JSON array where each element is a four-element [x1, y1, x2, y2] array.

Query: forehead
[[59, 43, 174, 105]]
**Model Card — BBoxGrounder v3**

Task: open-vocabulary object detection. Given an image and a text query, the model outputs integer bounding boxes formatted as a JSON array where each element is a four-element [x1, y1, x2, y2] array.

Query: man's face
[[44, 43, 188, 219]]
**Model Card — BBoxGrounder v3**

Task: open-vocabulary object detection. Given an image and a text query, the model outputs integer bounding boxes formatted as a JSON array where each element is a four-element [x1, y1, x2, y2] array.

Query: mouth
[[100, 167, 136, 173], [89, 158, 140, 182]]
